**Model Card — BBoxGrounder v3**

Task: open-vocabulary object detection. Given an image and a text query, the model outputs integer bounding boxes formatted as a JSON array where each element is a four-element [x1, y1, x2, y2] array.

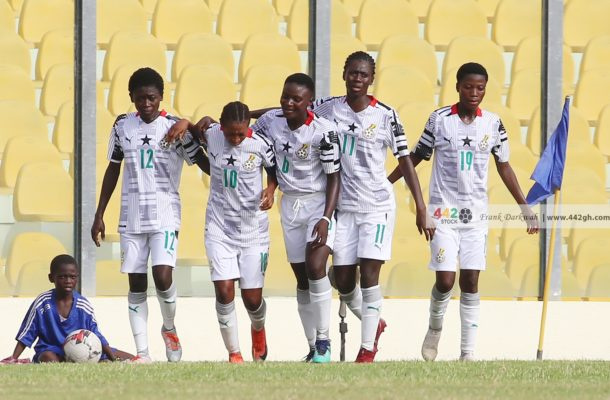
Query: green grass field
[[1, 361, 609, 400]]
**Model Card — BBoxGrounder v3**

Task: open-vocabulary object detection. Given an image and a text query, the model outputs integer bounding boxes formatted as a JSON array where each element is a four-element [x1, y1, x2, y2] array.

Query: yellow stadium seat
[[0, 31, 30, 76], [507, 68, 540, 124], [151, 0, 214, 49], [574, 237, 610, 288], [595, 104, 610, 159], [52, 101, 73, 156], [442, 36, 506, 86], [329, 35, 367, 95], [97, 0, 148, 48], [0, 0, 15, 32], [407, 0, 432, 21], [217, 0, 278, 49], [0, 100, 47, 155], [264, 208, 294, 296], [484, 104, 522, 142], [8, 0, 23, 14], [377, 35, 438, 86], [506, 141, 537, 173], [273, 0, 294, 17], [492, 0, 541, 51], [385, 262, 435, 298], [425, 0, 487, 50], [586, 264, 610, 299], [96, 260, 129, 296], [206, 0, 224, 15], [174, 65, 237, 117], [238, 33, 301, 82], [374, 66, 435, 109], [479, 268, 516, 299], [180, 165, 209, 207], [0, 273, 13, 296], [440, 73, 502, 108], [477, 0, 499, 21], [580, 35, 610, 76], [356, 0, 418, 50], [102, 31, 166, 83], [13, 162, 73, 222], [526, 106, 591, 156], [575, 68, 610, 123], [511, 36, 575, 93], [518, 264, 539, 298], [504, 236, 538, 288], [0, 64, 35, 105], [561, 268, 584, 300], [172, 33, 234, 83], [96, 106, 116, 146], [177, 204, 208, 266], [0, 136, 63, 191], [486, 234, 503, 271], [13, 260, 53, 297], [567, 228, 601, 260], [342, 0, 364, 17], [487, 166, 530, 199], [287, 0, 352, 50], [5, 232, 66, 286], [35, 28, 73, 85], [40, 63, 73, 116], [193, 102, 228, 124], [564, 0, 610, 51], [566, 142, 607, 184], [95, 179, 121, 243], [18, 0, 73, 45], [398, 101, 436, 143], [241, 64, 293, 110], [139, 0, 158, 15]]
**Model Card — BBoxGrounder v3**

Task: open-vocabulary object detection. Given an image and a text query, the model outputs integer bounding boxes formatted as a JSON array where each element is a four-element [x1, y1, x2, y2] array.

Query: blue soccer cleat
[[312, 339, 331, 363]]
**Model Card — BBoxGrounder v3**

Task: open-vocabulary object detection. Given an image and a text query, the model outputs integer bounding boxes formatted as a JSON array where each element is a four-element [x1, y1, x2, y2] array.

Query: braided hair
[[343, 51, 376, 77], [220, 101, 250, 125]]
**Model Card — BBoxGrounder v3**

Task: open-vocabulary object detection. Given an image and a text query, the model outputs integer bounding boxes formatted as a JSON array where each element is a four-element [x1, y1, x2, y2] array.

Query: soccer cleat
[[421, 328, 442, 361], [302, 347, 315, 362], [229, 352, 244, 364], [161, 326, 182, 362], [251, 326, 268, 362], [459, 352, 475, 362], [126, 354, 153, 364], [355, 347, 376, 363], [373, 318, 387, 353], [312, 340, 331, 363]]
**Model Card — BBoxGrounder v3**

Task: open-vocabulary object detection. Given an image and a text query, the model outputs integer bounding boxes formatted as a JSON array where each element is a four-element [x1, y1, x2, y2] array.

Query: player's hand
[[416, 207, 435, 241], [195, 116, 214, 142], [165, 119, 190, 143], [259, 187, 275, 210], [91, 215, 106, 247], [521, 205, 539, 234], [0, 356, 17, 364], [310, 218, 329, 249]]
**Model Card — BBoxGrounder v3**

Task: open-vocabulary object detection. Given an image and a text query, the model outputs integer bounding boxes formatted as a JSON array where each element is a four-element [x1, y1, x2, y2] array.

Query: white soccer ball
[[63, 329, 102, 363]]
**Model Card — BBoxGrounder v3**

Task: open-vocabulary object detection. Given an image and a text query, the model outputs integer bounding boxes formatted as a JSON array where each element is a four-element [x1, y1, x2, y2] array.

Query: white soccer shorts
[[332, 209, 396, 265], [428, 226, 487, 272], [120, 230, 179, 273], [205, 238, 269, 289], [280, 192, 336, 263]]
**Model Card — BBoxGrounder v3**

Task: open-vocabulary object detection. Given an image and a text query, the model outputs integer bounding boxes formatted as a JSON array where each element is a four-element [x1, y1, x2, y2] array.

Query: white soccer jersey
[[312, 96, 410, 212], [252, 109, 341, 196], [413, 104, 510, 228], [203, 123, 276, 246], [107, 111, 202, 234]]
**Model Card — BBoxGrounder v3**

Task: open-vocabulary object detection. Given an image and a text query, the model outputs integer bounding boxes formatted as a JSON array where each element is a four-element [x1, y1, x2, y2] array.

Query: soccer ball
[[63, 329, 102, 363]]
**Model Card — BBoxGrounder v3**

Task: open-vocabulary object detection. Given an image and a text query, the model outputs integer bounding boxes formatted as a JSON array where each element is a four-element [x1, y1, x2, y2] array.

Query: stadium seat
[[397, 101, 436, 143], [18, 0, 73, 45], [0, 31, 30, 76], [0, 136, 63, 191], [586, 264, 610, 299], [507, 68, 540, 124], [492, 0, 541, 51], [377, 35, 438, 86], [193, 102, 228, 125], [35, 28, 73, 84], [180, 165, 209, 207], [511, 36, 575, 93], [506, 141, 537, 174], [52, 101, 73, 156], [504, 236, 538, 289], [102, 31, 167, 83], [0, 64, 35, 105], [573, 237, 610, 288], [96, 260, 129, 296], [96, 106, 116, 147], [477, 0, 500, 21], [518, 264, 540, 299], [580, 35, 610, 76], [567, 228, 602, 260], [356, 0, 418, 50], [177, 204, 208, 266], [151, 0, 214, 49], [174, 65, 237, 118], [139, 0, 158, 15], [217, 0, 278, 49], [13, 260, 53, 297], [40, 63, 73, 117], [241, 64, 293, 110], [264, 208, 294, 296], [374, 66, 435, 109], [440, 73, 502, 107], [238, 33, 301, 82], [13, 162, 73, 222], [8, 0, 23, 15], [0, 100, 47, 156], [172, 33, 234, 83], [479, 268, 516, 299], [574, 68, 610, 123], [442, 36, 506, 86], [424, 0, 487, 50], [5, 232, 67, 286], [407, 0, 432, 21], [564, 0, 610, 51], [205, 0, 224, 15], [384, 262, 435, 298], [97, 0, 148, 48], [273, 0, 295, 17], [526, 106, 591, 156], [0, 273, 13, 297], [483, 104, 522, 143], [95, 180, 121, 243], [595, 104, 610, 159], [287, 0, 352, 50], [487, 166, 530, 200], [565, 142, 607, 184], [0, 0, 15, 32]]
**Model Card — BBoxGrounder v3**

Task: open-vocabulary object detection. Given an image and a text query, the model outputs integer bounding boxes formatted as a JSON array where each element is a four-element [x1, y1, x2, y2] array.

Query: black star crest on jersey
[[225, 154, 236, 166], [461, 136, 472, 147], [141, 134, 152, 146], [348, 122, 357, 132], [282, 142, 292, 152]]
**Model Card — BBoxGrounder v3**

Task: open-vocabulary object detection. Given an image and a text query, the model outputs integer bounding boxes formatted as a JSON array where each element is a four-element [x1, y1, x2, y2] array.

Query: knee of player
[[435, 275, 456, 293], [458, 270, 480, 293]]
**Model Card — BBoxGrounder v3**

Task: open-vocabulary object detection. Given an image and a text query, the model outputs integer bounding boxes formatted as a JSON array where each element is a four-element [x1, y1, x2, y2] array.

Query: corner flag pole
[[536, 189, 560, 360]]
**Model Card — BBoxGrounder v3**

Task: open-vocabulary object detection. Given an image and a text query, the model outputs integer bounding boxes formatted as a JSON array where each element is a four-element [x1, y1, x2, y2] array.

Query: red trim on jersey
[[450, 103, 482, 116], [304, 111, 315, 126], [160, 109, 167, 116], [368, 96, 378, 107], [246, 128, 253, 138]]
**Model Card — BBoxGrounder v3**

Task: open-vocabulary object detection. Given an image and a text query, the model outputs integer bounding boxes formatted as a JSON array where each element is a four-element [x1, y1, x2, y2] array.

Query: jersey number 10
[[223, 168, 238, 188]]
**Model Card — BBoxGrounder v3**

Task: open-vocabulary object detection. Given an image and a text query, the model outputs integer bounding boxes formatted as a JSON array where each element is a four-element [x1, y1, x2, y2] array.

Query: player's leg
[[306, 241, 332, 363], [111, 349, 134, 361], [151, 230, 181, 362], [36, 351, 63, 363], [333, 211, 362, 319]]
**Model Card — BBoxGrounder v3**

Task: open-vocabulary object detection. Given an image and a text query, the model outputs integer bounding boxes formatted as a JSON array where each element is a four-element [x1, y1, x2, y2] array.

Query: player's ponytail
[[220, 101, 250, 126]]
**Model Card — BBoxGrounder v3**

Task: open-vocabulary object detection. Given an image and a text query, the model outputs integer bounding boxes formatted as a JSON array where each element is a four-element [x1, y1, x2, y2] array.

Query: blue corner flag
[[525, 98, 570, 206]]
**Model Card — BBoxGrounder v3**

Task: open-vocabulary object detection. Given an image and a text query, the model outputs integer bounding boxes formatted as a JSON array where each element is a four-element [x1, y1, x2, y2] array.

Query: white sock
[[339, 286, 362, 320], [128, 291, 149, 357], [297, 288, 316, 348], [156, 282, 177, 331], [309, 277, 332, 341], [429, 285, 452, 330], [216, 301, 240, 354], [247, 298, 266, 331], [460, 292, 480, 354], [361, 285, 382, 351]]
